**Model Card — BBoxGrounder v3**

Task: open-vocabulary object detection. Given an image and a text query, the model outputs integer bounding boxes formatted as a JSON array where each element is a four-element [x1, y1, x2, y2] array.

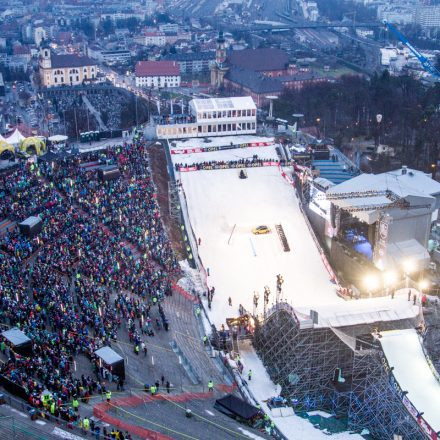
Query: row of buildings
[[378, 2, 440, 29]]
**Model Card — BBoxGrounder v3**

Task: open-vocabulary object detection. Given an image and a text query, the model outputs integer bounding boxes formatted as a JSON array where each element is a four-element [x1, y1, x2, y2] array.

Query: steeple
[[39, 43, 51, 69], [215, 31, 227, 68], [211, 31, 229, 88]]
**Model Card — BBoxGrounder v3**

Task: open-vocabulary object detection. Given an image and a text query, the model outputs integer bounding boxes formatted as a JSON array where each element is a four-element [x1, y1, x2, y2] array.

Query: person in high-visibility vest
[[150, 385, 156, 395], [248, 369, 252, 381], [195, 307, 201, 317], [72, 397, 79, 411], [203, 335, 208, 345], [106, 390, 111, 402], [83, 417, 90, 431], [208, 380, 214, 392], [50, 401, 55, 415], [152, 297, 158, 305], [134, 345, 139, 355]]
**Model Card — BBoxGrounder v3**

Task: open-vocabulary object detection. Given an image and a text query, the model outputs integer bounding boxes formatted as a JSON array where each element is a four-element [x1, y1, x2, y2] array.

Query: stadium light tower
[[253, 291, 260, 317], [276, 274, 284, 307], [263, 286, 270, 319], [266, 96, 278, 120]]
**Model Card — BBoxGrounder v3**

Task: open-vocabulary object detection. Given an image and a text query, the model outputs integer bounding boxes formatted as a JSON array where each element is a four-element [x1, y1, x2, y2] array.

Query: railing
[[0, 392, 95, 439], [0, 415, 58, 440], [328, 146, 360, 175]]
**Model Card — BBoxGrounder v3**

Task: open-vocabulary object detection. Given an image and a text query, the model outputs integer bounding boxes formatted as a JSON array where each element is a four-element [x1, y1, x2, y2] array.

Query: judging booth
[[94, 346, 125, 380], [214, 394, 260, 424], [1, 328, 32, 356], [98, 165, 121, 181], [19, 216, 42, 238]]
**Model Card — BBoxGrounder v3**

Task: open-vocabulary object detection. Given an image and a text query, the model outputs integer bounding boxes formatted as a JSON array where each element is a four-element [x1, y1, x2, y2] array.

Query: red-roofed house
[[135, 60, 181, 89], [13, 45, 31, 62]]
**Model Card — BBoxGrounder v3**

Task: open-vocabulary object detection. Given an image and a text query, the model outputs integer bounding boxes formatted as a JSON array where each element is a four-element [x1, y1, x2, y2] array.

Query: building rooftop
[[190, 96, 256, 112], [51, 53, 95, 68], [226, 66, 282, 94], [227, 47, 289, 72], [135, 60, 179, 77], [165, 51, 215, 62], [326, 168, 440, 224]]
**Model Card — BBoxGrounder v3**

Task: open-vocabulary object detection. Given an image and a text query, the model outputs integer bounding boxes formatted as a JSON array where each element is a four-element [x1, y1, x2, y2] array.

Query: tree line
[[276, 72, 440, 171]]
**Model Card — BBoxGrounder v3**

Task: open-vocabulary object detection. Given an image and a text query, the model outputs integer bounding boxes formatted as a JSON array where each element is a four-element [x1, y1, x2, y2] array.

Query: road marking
[[35, 420, 46, 425], [52, 427, 85, 439], [237, 427, 265, 439], [205, 410, 215, 416], [10, 408, 27, 417]]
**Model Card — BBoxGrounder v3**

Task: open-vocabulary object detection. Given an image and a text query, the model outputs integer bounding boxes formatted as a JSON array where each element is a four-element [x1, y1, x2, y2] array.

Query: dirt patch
[[149, 142, 185, 259]]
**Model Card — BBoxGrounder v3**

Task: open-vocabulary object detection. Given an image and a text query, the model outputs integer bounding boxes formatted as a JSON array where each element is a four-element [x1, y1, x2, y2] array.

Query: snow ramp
[[379, 329, 440, 439]]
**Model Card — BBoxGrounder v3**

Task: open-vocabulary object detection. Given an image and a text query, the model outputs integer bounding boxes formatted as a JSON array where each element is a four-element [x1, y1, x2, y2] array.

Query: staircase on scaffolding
[[275, 224, 290, 252]]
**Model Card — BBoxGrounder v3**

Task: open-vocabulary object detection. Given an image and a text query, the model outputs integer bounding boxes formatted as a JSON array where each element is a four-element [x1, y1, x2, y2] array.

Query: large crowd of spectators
[[0, 136, 178, 433], [174, 157, 282, 171]]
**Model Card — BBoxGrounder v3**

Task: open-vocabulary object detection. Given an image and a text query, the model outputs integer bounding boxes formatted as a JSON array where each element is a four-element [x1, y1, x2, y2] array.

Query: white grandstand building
[[156, 96, 257, 139]]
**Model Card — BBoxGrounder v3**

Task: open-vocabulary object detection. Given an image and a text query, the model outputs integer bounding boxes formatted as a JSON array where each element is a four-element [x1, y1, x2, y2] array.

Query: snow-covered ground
[[174, 140, 420, 328], [380, 329, 440, 433], [172, 137, 421, 440], [239, 340, 364, 440], [178, 165, 340, 327]]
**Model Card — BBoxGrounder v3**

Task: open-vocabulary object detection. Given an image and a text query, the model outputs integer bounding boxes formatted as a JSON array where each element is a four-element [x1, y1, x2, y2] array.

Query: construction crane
[[383, 20, 440, 79]]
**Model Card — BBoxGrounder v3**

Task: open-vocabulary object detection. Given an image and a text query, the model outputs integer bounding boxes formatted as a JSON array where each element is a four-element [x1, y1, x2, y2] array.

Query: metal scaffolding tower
[[348, 347, 426, 440], [254, 303, 426, 439]]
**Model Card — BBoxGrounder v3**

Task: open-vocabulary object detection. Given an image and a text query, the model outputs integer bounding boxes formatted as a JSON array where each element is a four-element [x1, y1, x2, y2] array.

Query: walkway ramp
[[380, 329, 440, 434], [82, 95, 108, 131]]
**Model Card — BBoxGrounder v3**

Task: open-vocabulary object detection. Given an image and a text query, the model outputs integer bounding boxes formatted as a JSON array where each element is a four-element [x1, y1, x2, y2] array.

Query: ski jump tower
[[254, 300, 432, 439]]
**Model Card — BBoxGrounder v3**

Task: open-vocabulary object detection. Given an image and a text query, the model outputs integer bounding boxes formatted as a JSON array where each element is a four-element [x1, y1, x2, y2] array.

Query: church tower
[[39, 44, 51, 69], [210, 31, 229, 88]]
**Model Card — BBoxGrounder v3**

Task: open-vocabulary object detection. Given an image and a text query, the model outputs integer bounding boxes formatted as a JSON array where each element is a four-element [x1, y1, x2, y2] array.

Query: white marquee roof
[[326, 169, 440, 223], [5, 128, 25, 145], [191, 96, 256, 112]]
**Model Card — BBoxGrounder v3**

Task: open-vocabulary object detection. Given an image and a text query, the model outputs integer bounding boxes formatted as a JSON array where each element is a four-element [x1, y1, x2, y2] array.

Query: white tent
[[5, 128, 25, 146], [48, 134, 68, 142]]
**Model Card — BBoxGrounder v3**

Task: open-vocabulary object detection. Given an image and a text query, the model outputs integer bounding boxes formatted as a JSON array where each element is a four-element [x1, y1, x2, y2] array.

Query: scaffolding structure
[[349, 348, 426, 440], [254, 303, 427, 439]]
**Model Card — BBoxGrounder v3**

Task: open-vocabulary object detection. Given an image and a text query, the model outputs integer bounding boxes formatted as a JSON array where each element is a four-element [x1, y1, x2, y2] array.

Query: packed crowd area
[[0, 135, 179, 436], [174, 157, 285, 171]]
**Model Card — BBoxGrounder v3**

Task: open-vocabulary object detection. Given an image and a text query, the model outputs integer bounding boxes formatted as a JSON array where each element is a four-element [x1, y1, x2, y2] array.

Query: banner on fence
[[170, 141, 273, 155]]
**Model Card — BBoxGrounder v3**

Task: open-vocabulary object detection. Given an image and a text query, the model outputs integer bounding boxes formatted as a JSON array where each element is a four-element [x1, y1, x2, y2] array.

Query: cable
[[161, 394, 250, 439], [108, 402, 199, 440]]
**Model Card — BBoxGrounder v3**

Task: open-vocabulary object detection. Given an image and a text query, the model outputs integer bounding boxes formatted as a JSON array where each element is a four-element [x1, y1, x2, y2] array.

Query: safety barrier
[[178, 161, 280, 172]]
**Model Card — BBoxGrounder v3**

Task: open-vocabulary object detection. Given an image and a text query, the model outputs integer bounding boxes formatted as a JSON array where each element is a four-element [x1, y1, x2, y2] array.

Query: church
[[39, 45, 98, 88]]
